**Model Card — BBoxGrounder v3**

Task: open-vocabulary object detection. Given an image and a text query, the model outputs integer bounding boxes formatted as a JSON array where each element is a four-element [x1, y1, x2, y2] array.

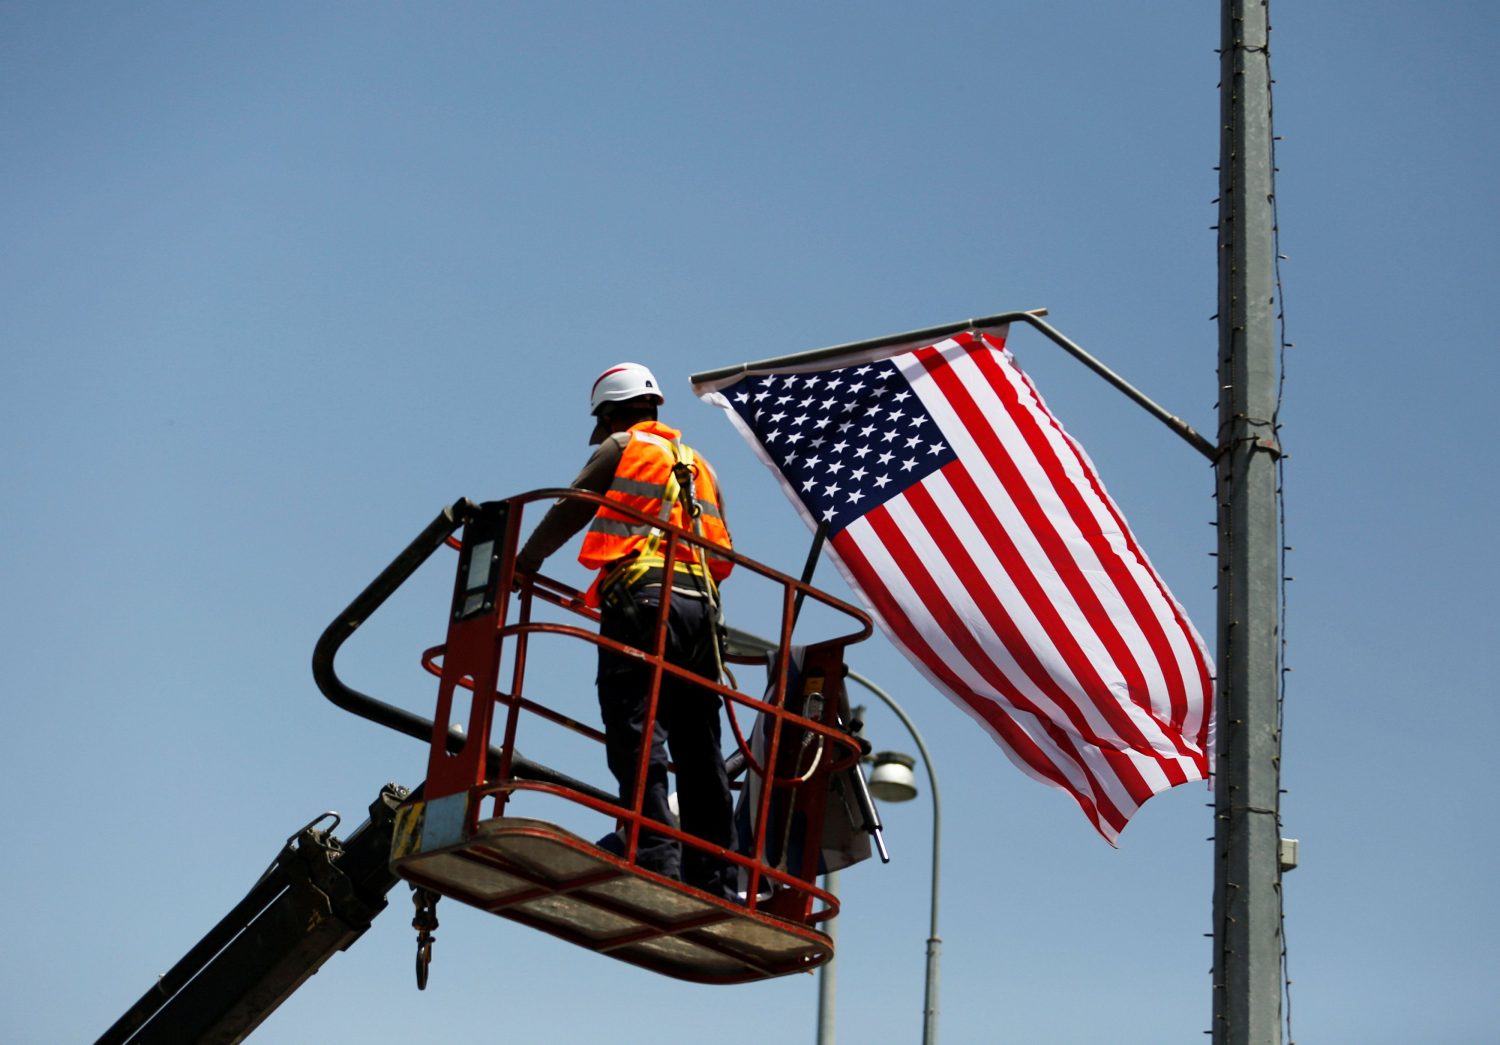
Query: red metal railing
[[419, 489, 872, 927]]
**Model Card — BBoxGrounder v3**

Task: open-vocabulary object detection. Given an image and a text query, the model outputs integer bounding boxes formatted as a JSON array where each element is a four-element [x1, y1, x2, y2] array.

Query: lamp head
[[868, 750, 919, 803]]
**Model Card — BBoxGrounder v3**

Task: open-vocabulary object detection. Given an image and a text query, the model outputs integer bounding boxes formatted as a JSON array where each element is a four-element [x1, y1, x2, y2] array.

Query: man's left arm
[[514, 437, 623, 573]]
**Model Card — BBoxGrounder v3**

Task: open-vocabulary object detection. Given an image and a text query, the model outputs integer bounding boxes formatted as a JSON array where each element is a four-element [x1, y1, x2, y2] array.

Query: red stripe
[[972, 337, 1210, 769], [1008, 357, 1213, 753], [974, 344, 1201, 727], [954, 344, 1203, 762], [991, 352, 1212, 759], [1000, 350, 1206, 719], [846, 507, 1138, 834], [591, 364, 633, 397], [913, 345, 1201, 771], [896, 484, 1166, 807], [910, 469, 1190, 788], [928, 343, 1172, 708], [833, 523, 1125, 839]]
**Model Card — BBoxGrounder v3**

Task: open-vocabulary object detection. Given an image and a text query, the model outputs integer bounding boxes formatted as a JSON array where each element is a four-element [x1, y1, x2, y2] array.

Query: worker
[[514, 362, 737, 898]]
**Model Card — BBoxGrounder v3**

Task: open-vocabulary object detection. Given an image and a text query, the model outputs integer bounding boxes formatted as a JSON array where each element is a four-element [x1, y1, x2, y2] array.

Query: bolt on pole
[[1213, 1, 1285, 1044]]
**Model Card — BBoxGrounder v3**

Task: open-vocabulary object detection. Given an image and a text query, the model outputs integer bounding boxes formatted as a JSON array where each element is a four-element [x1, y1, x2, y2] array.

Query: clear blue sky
[[3, 3, 1496, 1042]]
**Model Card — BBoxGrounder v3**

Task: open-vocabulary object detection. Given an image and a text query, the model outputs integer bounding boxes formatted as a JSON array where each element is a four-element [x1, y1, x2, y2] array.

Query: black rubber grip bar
[[311, 498, 612, 803]]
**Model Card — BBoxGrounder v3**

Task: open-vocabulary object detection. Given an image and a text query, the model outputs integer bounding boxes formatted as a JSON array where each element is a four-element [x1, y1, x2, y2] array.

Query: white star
[[859, 424, 876, 438], [800, 396, 815, 408], [905, 434, 922, 449], [927, 441, 947, 455], [828, 460, 845, 474], [881, 429, 900, 443], [814, 417, 830, 429], [909, 415, 927, 427], [826, 377, 843, 389], [768, 410, 786, 423], [810, 436, 826, 449], [754, 389, 770, 401], [874, 474, 891, 488], [805, 376, 821, 388], [837, 421, 853, 434], [892, 390, 911, 403], [848, 489, 865, 505], [877, 451, 894, 465], [786, 432, 804, 445], [821, 397, 836, 410], [734, 392, 749, 403], [822, 506, 836, 521], [848, 381, 866, 395], [805, 454, 822, 470], [793, 413, 809, 426], [765, 430, 781, 443], [802, 476, 817, 492], [854, 365, 872, 376], [850, 466, 867, 481], [886, 409, 905, 423], [831, 440, 849, 454], [901, 458, 919, 472], [854, 445, 871, 458], [824, 482, 841, 497]]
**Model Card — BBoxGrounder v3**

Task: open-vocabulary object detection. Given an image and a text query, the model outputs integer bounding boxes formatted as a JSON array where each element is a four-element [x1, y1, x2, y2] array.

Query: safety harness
[[597, 434, 734, 687]]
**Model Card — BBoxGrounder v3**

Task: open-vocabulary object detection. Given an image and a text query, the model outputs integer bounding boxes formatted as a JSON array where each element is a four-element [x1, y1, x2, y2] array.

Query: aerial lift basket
[[317, 493, 873, 985]]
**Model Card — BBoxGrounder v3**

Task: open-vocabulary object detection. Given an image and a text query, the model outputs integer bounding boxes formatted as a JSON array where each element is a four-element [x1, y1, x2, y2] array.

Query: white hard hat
[[590, 362, 664, 415]]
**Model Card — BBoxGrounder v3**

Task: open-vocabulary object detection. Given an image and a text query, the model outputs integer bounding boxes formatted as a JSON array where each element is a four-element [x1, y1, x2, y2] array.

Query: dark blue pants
[[598, 588, 734, 893]]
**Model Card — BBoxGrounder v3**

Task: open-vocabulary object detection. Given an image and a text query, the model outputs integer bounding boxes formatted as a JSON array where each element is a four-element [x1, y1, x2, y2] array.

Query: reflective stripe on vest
[[577, 421, 732, 585]]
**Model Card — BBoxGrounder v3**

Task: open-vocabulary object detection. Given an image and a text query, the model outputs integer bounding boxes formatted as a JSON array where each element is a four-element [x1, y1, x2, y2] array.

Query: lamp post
[[848, 670, 942, 1045], [724, 629, 942, 1045]]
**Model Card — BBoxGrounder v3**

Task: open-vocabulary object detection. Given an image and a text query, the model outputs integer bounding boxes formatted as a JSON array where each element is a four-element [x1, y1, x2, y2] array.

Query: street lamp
[[818, 728, 927, 1045], [847, 670, 942, 1045], [868, 751, 919, 803], [722, 631, 943, 1044]]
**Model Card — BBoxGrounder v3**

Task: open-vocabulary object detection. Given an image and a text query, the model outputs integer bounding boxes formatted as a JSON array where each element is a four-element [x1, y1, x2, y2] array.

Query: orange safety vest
[[578, 420, 733, 602]]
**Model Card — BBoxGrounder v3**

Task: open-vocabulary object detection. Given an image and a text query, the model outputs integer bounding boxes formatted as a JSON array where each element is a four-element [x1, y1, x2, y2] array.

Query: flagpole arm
[[1010, 313, 1217, 462], [688, 310, 1041, 387], [691, 309, 1213, 462]]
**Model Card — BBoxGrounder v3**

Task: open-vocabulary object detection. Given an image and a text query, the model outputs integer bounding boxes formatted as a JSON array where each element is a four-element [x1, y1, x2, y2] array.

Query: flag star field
[[721, 360, 958, 534]]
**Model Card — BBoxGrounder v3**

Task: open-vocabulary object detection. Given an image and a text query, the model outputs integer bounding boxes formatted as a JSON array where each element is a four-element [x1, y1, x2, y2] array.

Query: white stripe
[[999, 357, 1213, 728], [909, 343, 1206, 749], [882, 489, 1169, 806], [839, 510, 1145, 822], [982, 347, 1212, 758], [921, 472, 1201, 776], [902, 350, 1168, 711], [930, 347, 1177, 701], [986, 352, 1210, 760]]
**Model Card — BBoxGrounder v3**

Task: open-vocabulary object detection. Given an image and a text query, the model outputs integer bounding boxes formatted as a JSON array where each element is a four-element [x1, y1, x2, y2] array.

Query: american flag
[[695, 327, 1213, 843]]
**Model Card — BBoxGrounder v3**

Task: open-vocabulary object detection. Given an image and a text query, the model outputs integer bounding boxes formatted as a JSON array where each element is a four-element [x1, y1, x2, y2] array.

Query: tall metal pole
[[848, 671, 942, 1045], [816, 868, 840, 1044], [1213, 2, 1284, 1043]]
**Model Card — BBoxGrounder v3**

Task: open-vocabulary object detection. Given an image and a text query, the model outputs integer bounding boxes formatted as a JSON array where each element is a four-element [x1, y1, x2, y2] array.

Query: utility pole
[[1213, 1, 1284, 1043]]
